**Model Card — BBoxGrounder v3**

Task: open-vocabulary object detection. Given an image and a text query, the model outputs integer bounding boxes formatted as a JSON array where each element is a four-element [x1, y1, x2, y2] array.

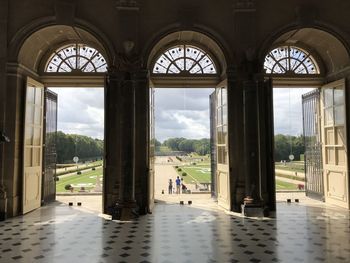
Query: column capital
[[130, 69, 149, 81]]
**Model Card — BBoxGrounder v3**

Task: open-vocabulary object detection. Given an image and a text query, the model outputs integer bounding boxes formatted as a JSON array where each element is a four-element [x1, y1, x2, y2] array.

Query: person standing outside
[[168, 179, 173, 194], [176, 176, 181, 194]]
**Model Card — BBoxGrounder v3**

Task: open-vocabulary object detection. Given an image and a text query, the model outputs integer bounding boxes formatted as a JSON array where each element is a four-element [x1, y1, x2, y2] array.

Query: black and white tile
[[0, 200, 349, 262]]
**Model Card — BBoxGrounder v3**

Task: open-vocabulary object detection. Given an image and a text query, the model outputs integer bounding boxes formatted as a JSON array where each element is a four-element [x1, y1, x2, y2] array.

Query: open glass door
[[148, 80, 155, 212], [42, 89, 58, 204], [302, 89, 324, 200], [321, 79, 349, 209], [216, 80, 230, 210], [23, 77, 45, 214]]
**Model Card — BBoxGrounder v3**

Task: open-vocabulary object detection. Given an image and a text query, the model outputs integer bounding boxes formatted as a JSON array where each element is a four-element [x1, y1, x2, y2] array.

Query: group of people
[[168, 176, 187, 194]]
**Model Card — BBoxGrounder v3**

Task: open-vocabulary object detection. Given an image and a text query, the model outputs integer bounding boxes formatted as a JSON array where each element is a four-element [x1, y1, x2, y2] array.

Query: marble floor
[[0, 197, 349, 263]]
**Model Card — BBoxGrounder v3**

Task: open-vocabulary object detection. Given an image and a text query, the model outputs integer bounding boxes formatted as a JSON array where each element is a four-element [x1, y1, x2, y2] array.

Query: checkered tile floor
[[0, 200, 349, 263]]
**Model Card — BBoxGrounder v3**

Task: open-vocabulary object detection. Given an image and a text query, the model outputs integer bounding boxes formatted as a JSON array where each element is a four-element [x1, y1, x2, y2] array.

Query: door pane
[[324, 89, 333, 107], [25, 148, 32, 167], [32, 148, 41, 166], [33, 127, 41, 146], [334, 89, 344, 105], [324, 108, 333, 125], [25, 127, 34, 145], [35, 88, 42, 104], [334, 105, 345, 125], [27, 87, 35, 104], [217, 107, 222, 125], [222, 105, 227, 125], [336, 127, 345, 145], [34, 107, 42, 125], [25, 105, 35, 123]]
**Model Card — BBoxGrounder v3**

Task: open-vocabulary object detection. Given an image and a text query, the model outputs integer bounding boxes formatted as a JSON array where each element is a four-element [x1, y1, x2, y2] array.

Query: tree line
[[274, 134, 304, 161], [56, 131, 104, 163], [158, 137, 211, 155], [156, 134, 305, 161]]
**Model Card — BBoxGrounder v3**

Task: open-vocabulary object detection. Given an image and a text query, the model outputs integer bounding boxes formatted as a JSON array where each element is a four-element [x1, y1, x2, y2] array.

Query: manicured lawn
[[275, 161, 305, 173], [56, 167, 103, 192], [275, 179, 298, 190], [176, 164, 211, 184]]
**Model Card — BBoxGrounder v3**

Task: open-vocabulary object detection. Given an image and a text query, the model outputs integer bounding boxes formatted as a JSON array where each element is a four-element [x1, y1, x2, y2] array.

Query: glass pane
[[217, 146, 224, 164], [334, 105, 345, 125], [325, 128, 334, 145], [223, 125, 228, 144], [334, 88, 344, 106], [25, 127, 33, 145], [34, 107, 42, 125], [223, 146, 228, 164], [26, 87, 35, 104], [222, 105, 227, 125], [217, 126, 224, 144], [336, 147, 346, 166], [32, 148, 41, 166], [324, 108, 333, 126], [324, 89, 333, 107], [325, 147, 335, 165], [216, 88, 222, 106], [33, 127, 41, 146], [25, 105, 34, 123], [222, 88, 227, 105], [24, 148, 32, 167], [34, 88, 42, 104], [217, 107, 222, 125], [336, 127, 345, 145]]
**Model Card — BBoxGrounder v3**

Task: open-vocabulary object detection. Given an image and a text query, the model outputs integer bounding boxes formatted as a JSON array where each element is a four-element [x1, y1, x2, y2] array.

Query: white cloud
[[154, 89, 214, 141], [49, 87, 104, 139], [273, 87, 315, 135], [49, 86, 316, 141]]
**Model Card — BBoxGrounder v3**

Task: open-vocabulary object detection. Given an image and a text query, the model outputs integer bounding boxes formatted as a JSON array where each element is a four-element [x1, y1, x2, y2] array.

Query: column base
[[111, 200, 138, 221], [0, 196, 7, 221], [241, 196, 269, 217]]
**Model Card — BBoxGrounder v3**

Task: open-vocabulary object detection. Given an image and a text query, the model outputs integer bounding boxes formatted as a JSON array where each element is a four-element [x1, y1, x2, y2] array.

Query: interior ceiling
[[148, 31, 227, 74], [273, 28, 350, 75], [18, 25, 107, 72]]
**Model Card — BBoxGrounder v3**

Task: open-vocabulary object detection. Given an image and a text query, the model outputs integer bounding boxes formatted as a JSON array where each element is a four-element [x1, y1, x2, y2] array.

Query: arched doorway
[[12, 25, 111, 215], [262, 27, 350, 209], [146, 31, 231, 211]]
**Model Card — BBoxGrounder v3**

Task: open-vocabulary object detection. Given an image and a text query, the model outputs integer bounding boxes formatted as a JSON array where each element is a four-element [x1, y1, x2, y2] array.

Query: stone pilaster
[[243, 79, 259, 201], [117, 72, 138, 220], [0, 0, 8, 221], [133, 70, 150, 215], [226, 66, 246, 212]]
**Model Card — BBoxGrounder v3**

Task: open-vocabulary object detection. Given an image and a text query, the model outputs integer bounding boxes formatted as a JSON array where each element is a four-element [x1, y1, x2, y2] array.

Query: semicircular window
[[45, 44, 108, 73], [264, 46, 319, 74], [153, 45, 217, 74]]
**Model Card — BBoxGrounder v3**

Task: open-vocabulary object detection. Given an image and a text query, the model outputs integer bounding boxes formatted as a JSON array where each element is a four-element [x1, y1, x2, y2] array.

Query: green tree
[[56, 131, 104, 163]]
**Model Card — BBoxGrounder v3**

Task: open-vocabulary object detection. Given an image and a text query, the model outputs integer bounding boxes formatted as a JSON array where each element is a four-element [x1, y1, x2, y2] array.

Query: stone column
[[103, 70, 123, 214], [0, 0, 8, 221], [133, 70, 150, 215], [226, 67, 246, 212], [243, 79, 260, 202], [117, 72, 138, 220]]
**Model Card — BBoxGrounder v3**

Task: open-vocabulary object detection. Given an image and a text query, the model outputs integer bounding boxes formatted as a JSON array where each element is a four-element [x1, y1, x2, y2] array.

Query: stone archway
[[3, 24, 111, 217], [261, 27, 350, 209]]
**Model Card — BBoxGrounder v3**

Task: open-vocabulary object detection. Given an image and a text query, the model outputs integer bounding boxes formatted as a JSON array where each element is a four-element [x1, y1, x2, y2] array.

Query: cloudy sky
[[49, 87, 315, 141]]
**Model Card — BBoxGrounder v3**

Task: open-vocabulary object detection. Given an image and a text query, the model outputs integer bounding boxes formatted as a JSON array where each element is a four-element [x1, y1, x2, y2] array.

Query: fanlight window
[[153, 45, 217, 74], [45, 44, 108, 73], [264, 46, 319, 74]]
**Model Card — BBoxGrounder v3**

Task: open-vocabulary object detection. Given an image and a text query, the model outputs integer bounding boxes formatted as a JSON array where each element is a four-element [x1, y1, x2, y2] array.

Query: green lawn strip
[[275, 163, 305, 173], [275, 172, 305, 182], [56, 163, 103, 176], [275, 179, 298, 190], [178, 166, 211, 184], [56, 168, 103, 192]]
